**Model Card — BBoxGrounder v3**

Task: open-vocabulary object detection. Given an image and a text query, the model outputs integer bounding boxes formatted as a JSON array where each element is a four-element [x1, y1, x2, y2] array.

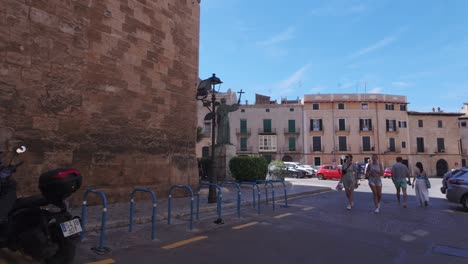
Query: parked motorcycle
[[0, 143, 82, 264]]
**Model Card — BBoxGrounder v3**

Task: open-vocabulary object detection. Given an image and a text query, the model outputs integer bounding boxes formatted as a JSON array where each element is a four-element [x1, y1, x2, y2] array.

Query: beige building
[[459, 103, 468, 167]]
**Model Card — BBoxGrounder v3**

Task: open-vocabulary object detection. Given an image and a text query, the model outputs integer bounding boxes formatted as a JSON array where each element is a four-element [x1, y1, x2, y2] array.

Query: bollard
[[81, 189, 110, 254], [129, 188, 157, 240], [197, 183, 223, 223], [256, 180, 275, 211], [219, 181, 241, 218], [270, 180, 288, 208], [239, 182, 261, 214], [168, 185, 194, 230]]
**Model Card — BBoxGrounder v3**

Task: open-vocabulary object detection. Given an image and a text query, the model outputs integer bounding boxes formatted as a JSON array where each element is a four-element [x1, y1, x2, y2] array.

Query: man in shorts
[[391, 157, 411, 208]]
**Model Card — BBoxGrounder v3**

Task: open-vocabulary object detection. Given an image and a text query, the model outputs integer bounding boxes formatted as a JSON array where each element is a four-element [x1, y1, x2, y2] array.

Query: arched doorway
[[436, 159, 448, 177], [282, 155, 293, 162]]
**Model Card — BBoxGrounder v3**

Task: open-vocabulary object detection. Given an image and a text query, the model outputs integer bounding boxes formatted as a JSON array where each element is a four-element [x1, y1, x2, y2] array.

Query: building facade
[[459, 103, 468, 167]]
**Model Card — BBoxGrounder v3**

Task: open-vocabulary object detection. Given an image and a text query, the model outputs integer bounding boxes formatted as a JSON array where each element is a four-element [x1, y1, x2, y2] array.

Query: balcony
[[359, 127, 373, 134], [284, 128, 300, 134], [434, 148, 445, 153], [416, 147, 428, 153], [237, 146, 253, 153], [283, 146, 302, 153], [309, 127, 324, 134], [384, 147, 400, 153], [236, 128, 251, 135], [258, 128, 277, 135], [335, 146, 351, 152], [310, 145, 324, 152], [336, 125, 350, 133], [386, 128, 399, 134], [360, 146, 375, 152]]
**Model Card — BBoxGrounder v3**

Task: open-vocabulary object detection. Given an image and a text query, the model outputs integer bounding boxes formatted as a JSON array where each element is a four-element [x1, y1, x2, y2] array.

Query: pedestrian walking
[[340, 154, 357, 210], [365, 154, 383, 213], [412, 162, 430, 207], [391, 157, 411, 208]]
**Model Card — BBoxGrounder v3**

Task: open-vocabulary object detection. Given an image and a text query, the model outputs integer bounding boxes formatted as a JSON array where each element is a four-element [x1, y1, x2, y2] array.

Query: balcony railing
[[309, 127, 323, 132], [360, 146, 375, 152], [236, 128, 251, 135], [283, 146, 302, 153], [434, 148, 446, 153], [359, 127, 373, 133], [335, 146, 351, 152], [385, 147, 400, 153], [336, 125, 350, 132], [258, 128, 277, 134], [416, 147, 428, 153], [284, 128, 300, 134], [386, 127, 398, 133], [310, 145, 324, 152], [237, 146, 253, 153]]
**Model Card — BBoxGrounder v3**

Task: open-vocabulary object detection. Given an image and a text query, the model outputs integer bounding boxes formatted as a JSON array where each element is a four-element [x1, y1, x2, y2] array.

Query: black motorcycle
[[0, 145, 82, 264]]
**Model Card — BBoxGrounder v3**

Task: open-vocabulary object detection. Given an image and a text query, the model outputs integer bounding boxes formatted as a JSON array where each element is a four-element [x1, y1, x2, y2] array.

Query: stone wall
[[0, 0, 200, 202]]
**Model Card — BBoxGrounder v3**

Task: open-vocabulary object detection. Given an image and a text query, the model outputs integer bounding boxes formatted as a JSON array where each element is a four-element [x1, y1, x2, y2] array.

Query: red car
[[316, 164, 342, 180], [383, 167, 393, 178]]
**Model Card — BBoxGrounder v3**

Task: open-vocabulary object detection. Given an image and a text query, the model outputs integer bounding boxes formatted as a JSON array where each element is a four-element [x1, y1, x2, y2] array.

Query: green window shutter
[[289, 137, 296, 151], [263, 119, 272, 133], [240, 138, 247, 150], [240, 120, 247, 134], [288, 120, 295, 133]]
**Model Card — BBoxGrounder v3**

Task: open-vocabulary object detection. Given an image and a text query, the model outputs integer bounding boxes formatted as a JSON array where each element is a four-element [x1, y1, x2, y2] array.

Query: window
[[386, 120, 397, 132], [312, 136, 321, 152], [463, 159, 466, 167], [338, 136, 347, 151], [202, 146, 209, 157], [362, 136, 371, 151], [462, 121, 467, 127], [400, 105, 407, 111], [241, 109, 245, 113], [418, 120, 423, 127], [398, 121, 407, 128], [385, 104, 394, 110], [389, 138, 396, 152], [288, 137, 296, 151], [263, 154, 272, 163], [266, 109, 270, 112], [290, 108, 294, 112], [263, 119, 272, 133], [314, 157, 321, 166], [203, 121, 211, 137], [338, 103, 345, 109], [240, 119, 247, 134], [402, 141, 406, 148], [417, 137, 425, 152], [361, 103, 368, 110], [437, 138, 445, 152], [338, 119, 346, 131], [438, 120, 443, 128], [360, 119, 372, 131], [240, 138, 248, 151], [288, 120, 296, 133], [312, 103, 320, 110], [310, 119, 323, 131], [259, 135, 277, 151]]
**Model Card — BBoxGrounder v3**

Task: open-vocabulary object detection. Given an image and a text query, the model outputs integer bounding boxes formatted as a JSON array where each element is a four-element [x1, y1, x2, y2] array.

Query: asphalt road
[[71, 177, 468, 264]]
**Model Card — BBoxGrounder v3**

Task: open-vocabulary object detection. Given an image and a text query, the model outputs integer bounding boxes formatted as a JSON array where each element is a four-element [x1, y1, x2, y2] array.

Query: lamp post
[[197, 73, 223, 203]]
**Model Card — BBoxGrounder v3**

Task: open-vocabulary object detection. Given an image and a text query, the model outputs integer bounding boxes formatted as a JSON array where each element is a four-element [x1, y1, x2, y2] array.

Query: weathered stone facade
[[0, 0, 200, 202]]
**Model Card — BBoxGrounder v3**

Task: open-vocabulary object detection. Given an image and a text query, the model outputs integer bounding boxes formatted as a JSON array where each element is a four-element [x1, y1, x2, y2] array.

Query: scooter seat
[[12, 195, 49, 211]]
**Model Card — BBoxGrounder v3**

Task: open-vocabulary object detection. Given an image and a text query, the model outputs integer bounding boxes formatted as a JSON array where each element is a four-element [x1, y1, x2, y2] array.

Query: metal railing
[[310, 145, 324, 152], [219, 181, 241, 218], [168, 185, 194, 230], [196, 183, 222, 223], [256, 180, 275, 211], [284, 128, 300, 134], [239, 182, 261, 214], [129, 188, 157, 240], [258, 128, 277, 134], [236, 128, 251, 135], [81, 189, 110, 253]]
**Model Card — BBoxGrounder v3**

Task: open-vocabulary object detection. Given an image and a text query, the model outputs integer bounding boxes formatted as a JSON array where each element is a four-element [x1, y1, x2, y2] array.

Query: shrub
[[229, 156, 268, 182]]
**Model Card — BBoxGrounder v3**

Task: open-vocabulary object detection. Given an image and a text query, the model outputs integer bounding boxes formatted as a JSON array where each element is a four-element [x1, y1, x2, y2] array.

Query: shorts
[[368, 176, 382, 186], [393, 179, 408, 189]]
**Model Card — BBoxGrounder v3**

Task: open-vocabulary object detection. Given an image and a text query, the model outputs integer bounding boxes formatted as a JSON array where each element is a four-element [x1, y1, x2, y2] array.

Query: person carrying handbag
[[412, 162, 430, 207]]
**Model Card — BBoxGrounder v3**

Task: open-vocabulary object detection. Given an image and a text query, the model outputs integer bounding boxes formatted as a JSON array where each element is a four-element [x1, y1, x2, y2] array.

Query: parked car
[[316, 164, 342, 180], [446, 167, 468, 210], [441, 169, 460, 194], [383, 167, 393, 178], [297, 164, 316, 177], [283, 162, 313, 178]]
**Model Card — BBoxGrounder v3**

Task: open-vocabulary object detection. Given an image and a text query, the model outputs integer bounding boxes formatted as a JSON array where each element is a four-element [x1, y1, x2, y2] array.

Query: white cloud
[[310, 3, 369, 16], [256, 27, 295, 46], [392, 82, 410, 87], [278, 65, 311, 89], [349, 36, 396, 59], [368, 87, 382, 93]]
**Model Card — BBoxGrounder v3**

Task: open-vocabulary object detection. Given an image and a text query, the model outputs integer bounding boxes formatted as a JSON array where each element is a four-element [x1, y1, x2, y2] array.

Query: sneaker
[[346, 205, 352, 210], [374, 208, 380, 213], [424, 201, 429, 207], [403, 204, 407, 208]]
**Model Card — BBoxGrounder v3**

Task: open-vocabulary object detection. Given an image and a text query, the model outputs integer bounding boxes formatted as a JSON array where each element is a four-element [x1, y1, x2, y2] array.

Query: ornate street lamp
[[197, 73, 222, 203]]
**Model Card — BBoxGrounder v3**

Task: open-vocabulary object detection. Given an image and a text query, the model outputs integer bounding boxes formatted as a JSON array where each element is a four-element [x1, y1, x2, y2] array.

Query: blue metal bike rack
[[196, 183, 222, 221], [256, 180, 275, 211], [81, 189, 110, 253], [219, 181, 241, 218], [168, 185, 194, 230], [270, 180, 288, 208], [129, 188, 157, 240], [239, 182, 261, 214]]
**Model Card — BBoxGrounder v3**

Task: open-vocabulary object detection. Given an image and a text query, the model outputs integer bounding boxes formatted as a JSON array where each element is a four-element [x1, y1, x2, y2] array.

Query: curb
[[82, 186, 332, 232]]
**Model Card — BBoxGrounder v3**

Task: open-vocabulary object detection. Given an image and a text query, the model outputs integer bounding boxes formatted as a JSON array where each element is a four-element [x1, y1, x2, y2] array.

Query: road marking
[[284, 191, 332, 201], [276, 203, 307, 208], [232, 222, 258, 230], [86, 259, 115, 264], [412, 229, 429, 237], [162, 236, 208, 250], [274, 213, 293, 219], [302, 207, 315, 211], [444, 209, 468, 215]]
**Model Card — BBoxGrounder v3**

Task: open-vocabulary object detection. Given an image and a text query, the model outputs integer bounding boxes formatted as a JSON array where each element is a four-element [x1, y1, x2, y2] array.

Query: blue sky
[[199, 0, 468, 112]]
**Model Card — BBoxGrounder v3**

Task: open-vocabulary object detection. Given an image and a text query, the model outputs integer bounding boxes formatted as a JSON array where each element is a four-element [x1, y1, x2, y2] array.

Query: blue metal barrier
[[168, 185, 194, 230], [219, 181, 241, 218], [239, 182, 261, 214], [196, 183, 222, 221], [256, 180, 275, 211], [81, 189, 110, 253], [129, 188, 157, 240], [270, 180, 288, 208]]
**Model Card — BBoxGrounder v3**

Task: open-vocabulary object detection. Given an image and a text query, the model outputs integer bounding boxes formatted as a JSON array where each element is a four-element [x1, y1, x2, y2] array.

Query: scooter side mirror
[[16, 146, 27, 154]]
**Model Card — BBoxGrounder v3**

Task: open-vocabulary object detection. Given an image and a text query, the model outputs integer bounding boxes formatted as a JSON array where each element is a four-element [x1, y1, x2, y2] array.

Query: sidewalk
[[71, 180, 332, 232]]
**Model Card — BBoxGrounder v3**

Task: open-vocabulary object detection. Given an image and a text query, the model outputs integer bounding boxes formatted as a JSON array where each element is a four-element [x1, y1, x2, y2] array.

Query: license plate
[[60, 219, 82, 237]]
